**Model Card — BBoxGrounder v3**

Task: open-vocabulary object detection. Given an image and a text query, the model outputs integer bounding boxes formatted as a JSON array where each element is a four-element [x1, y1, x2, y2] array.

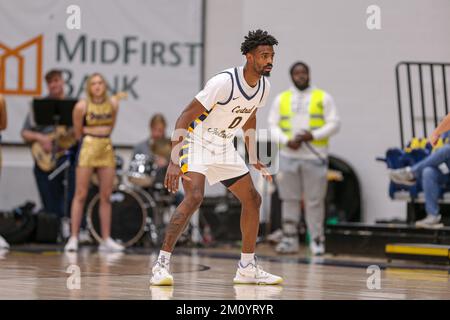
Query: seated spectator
[[390, 131, 450, 229]]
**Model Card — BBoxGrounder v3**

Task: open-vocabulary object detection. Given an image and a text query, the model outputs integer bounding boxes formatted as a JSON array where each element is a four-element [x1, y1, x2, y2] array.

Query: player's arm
[[242, 109, 272, 182], [165, 98, 208, 193]]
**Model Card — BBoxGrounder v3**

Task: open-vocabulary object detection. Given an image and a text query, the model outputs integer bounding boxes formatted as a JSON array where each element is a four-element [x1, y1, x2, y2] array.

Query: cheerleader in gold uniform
[[65, 73, 124, 252]]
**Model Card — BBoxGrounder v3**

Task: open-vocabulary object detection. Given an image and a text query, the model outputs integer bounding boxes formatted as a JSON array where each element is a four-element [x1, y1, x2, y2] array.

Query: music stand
[[32, 98, 76, 127], [32, 98, 77, 240]]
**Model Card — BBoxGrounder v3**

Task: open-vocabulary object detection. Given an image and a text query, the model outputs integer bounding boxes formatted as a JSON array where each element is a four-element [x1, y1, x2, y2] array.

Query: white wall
[[2, 0, 450, 223]]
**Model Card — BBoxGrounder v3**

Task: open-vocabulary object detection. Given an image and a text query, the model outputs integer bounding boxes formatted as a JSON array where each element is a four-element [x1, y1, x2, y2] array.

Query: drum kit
[[86, 153, 176, 248]]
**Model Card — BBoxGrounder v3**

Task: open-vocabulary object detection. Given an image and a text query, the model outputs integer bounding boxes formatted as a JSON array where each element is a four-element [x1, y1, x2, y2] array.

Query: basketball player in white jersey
[[150, 30, 282, 286]]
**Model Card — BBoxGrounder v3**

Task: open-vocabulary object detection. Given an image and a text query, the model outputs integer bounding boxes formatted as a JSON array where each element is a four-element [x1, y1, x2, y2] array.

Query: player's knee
[[251, 189, 262, 209], [185, 190, 204, 209]]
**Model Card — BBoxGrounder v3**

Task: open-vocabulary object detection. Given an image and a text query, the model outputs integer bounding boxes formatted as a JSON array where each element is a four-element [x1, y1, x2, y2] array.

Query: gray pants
[[276, 155, 328, 242]]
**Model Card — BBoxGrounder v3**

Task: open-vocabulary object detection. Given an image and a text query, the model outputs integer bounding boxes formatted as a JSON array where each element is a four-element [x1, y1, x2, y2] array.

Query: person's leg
[[33, 165, 53, 212], [227, 173, 261, 253], [416, 167, 445, 228], [301, 160, 328, 253], [161, 171, 205, 252], [96, 167, 115, 240], [225, 172, 283, 285], [54, 160, 77, 219], [422, 166, 447, 216], [412, 145, 450, 176], [66, 164, 76, 218], [270, 182, 282, 231], [64, 166, 93, 251], [390, 145, 450, 185], [275, 156, 302, 253], [150, 171, 205, 286], [47, 163, 65, 218], [69, 167, 93, 237], [279, 182, 302, 237]]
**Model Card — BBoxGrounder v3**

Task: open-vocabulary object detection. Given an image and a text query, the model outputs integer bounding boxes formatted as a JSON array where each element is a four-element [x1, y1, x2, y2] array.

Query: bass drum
[[86, 184, 158, 247]]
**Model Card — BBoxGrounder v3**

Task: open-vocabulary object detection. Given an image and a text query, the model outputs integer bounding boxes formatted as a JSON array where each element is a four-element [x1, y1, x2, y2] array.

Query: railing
[[396, 62, 450, 148]]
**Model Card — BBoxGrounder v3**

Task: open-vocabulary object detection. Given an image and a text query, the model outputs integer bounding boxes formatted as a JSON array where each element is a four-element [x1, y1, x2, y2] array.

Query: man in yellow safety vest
[[268, 62, 340, 255]]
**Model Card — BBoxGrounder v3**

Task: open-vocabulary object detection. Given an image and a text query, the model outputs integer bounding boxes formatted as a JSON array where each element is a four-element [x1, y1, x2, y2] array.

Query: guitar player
[[21, 69, 77, 218]]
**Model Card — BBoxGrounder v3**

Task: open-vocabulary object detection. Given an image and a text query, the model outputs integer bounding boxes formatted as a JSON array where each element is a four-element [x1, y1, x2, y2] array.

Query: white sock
[[158, 250, 172, 266], [240, 253, 255, 267]]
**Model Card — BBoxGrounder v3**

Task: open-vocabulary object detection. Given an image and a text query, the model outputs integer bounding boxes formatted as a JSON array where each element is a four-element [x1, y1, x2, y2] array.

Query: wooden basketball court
[[0, 244, 449, 300]]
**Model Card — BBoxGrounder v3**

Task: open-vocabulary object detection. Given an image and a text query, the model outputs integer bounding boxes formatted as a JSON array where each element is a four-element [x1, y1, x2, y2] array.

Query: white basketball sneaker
[[64, 236, 79, 252], [267, 229, 284, 244], [233, 257, 283, 285], [98, 238, 125, 252], [275, 236, 299, 254], [389, 167, 416, 186], [310, 238, 325, 256], [150, 286, 174, 299], [0, 235, 10, 250], [150, 257, 174, 286], [415, 214, 444, 229]]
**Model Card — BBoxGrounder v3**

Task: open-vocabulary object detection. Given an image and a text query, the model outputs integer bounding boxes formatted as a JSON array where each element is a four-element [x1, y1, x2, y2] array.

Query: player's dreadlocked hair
[[240, 29, 278, 55]]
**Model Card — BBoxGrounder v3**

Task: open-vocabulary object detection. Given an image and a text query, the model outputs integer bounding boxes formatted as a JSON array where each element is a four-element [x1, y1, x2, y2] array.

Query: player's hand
[[429, 131, 440, 146], [164, 162, 191, 193], [253, 160, 273, 183]]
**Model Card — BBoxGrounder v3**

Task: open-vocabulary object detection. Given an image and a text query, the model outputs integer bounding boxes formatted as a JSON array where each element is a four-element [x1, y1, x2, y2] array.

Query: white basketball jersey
[[189, 66, 269, 148]]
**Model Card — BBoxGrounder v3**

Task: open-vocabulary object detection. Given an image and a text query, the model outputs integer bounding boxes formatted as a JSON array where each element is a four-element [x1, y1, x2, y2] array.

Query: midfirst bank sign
[[56, 33, 202, 99], [0, 33, 202, 99], [0, 0, 204, 143]]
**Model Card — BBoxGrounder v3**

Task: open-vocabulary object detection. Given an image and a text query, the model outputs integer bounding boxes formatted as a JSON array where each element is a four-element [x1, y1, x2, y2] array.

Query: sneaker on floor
[[233, 257, 283, 285], [0, 236, 10, 250], [98, 238, 125, 252], [275, 236, 299, 254], [267, 229, 284, 244], [310, 239, 325, 256], [64, 237, 79, 252], [79, 229, 93, 244], [415, 214, 444, 229], [150, 286, 174, 299], [150, 258, 174, 286], [0, 249, 8, 259], [389, 167, 416, 186]]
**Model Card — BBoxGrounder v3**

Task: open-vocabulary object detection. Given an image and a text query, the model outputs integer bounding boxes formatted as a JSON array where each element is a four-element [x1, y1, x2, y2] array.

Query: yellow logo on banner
[[0, 35, 43, 96]]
